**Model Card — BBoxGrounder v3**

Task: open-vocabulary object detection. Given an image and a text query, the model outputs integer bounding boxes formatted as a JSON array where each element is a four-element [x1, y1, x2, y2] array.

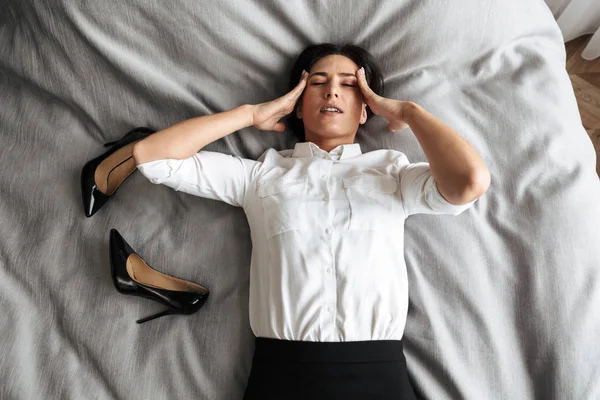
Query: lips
[[320, 104, 344, 113]]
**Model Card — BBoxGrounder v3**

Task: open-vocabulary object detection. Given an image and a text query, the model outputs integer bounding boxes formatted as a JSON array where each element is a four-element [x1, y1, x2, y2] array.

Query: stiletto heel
[[136, 307, 175, 324], [81, 126, 156, 218], [109, 228, 210, 324]]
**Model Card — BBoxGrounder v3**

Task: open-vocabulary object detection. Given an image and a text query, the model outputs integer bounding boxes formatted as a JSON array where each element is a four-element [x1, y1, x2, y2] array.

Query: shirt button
[[325, 228, 331, 235], [320, 174, 327, 180], [326, 268, 332, 273], [327, 307, 333, 313]]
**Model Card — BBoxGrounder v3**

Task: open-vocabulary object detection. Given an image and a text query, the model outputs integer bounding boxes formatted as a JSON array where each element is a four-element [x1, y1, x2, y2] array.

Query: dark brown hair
[[284, 43, 385, 142]]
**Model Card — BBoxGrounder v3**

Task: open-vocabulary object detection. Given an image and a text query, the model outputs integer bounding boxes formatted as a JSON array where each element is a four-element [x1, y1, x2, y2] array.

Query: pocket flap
[[256, 177, 307, 198], [342, 175, 397, 193]]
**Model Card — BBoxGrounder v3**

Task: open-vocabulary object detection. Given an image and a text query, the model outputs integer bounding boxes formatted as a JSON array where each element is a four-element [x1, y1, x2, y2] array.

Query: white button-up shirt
[[136, 141, 478, 342]]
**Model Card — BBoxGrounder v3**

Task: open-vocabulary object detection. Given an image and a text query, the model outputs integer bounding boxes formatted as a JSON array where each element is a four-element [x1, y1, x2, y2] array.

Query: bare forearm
[[403, 102, 490, 202], [132, 104, 255, 164]]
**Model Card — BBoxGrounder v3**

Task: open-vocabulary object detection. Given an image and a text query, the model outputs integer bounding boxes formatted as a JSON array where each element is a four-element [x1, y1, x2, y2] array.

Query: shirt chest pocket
[[342, 175, 403, 231], [256, 177, 309, 239]]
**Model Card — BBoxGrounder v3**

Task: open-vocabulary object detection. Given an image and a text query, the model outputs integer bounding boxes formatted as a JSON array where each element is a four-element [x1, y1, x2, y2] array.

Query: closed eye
[[312, 83, 356, 87]]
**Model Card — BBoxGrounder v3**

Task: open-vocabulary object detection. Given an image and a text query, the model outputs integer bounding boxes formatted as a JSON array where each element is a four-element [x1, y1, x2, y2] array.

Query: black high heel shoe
[[81, 127, 156, 218], [109, 228, 210, 324]]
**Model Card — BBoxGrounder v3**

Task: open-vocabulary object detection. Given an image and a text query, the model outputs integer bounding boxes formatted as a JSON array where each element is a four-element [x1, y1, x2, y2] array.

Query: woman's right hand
[[251, 70, 309, 132]]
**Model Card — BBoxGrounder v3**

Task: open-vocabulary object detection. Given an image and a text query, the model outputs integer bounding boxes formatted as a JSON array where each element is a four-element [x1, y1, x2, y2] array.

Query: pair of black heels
[[81, 127, 209, 324]]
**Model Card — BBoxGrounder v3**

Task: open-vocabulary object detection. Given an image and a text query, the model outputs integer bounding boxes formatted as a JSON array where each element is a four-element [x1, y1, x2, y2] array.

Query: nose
[[324, 82, 339, 99]]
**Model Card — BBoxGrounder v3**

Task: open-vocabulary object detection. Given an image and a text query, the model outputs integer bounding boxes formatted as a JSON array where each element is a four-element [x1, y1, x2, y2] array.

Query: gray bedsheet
[[1, 0, 599, 399]]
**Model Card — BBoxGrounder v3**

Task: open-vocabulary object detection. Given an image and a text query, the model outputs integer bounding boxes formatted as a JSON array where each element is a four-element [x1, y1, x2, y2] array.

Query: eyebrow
[[308, 72, 357, 79]]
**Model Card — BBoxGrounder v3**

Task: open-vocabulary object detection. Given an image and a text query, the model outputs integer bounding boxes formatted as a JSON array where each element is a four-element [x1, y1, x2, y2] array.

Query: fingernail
[[359, 67, 364, 75]]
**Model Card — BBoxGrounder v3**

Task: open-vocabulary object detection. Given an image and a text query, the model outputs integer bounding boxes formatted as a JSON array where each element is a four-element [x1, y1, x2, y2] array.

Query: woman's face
[[296, 55, 367, 142]]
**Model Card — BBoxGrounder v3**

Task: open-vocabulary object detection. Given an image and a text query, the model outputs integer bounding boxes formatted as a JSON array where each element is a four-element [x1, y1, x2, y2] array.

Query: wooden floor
[[565, 34, 600, 176]]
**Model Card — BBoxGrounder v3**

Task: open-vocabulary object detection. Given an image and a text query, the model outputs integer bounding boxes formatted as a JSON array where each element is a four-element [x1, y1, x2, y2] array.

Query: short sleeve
[[136, 150, 260, 208], [397, 162, 478, 217]]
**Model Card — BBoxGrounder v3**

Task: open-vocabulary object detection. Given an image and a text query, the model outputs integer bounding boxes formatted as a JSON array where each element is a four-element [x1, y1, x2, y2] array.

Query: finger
[[286, 72, 307, 102], [294, 71, 308, 92], [356, 68, 374, 98]]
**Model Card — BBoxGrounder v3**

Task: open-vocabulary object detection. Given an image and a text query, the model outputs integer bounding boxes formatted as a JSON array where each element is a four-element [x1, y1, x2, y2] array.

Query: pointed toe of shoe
[[81, 159, 102, 218], [109, 229, 139, 293], [110, 228, 136, 256], [109, 228, 120, 246], [81, 163, 95, 217], [81, 157, 114, 218], [109, 228, 129, 258]]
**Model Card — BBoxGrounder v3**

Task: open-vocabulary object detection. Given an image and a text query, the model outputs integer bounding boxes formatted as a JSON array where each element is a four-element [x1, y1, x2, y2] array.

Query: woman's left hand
[[356, 67, 410, 132]]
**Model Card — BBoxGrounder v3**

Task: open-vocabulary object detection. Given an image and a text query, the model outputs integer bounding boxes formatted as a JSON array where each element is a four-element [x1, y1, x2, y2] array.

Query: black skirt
[[242, 337, 418, 400]]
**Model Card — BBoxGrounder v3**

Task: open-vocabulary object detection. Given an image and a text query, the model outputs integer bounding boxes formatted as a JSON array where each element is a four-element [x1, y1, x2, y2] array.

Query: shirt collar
[[291, 141, 362, 160]]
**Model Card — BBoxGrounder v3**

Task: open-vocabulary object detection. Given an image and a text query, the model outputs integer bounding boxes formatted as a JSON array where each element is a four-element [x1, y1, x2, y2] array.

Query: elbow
[[445, 170, 491, 205], [466, 169, 491, 200], [437, 170, 490, 206]]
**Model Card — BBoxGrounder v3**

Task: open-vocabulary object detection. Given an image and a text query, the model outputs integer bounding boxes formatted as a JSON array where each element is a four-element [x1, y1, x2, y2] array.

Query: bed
[[1, 0, 599, 399]]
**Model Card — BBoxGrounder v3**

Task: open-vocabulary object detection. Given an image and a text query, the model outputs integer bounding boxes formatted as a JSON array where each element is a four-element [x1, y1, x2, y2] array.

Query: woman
[[81, 43, 490, 399]]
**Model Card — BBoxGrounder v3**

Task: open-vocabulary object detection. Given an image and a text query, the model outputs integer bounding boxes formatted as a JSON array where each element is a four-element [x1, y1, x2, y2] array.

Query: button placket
[[320, 172, 328, 201], [325, 227, 337, 339], [318, 162, 336, 339], [322, 277, 337, 339], [319, 161, 333, 198], [321, 239, 336, 339]]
